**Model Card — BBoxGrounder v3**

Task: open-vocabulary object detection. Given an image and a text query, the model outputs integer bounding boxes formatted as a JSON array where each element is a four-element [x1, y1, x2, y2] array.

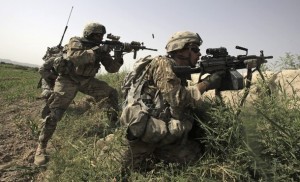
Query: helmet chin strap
[[174, 53, 193, 67], [187, 50, 194, 67]]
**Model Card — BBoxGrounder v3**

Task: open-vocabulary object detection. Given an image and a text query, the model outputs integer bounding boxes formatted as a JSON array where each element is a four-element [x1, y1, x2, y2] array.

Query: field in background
[[0, 60, 299, 181]]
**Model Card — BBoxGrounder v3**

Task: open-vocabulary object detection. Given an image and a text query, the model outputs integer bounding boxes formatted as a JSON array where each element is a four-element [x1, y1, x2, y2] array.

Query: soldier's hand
[[114, 50, 124, 64], [91, 45, 111, 53], [122, 43, 132, 53], [114, 50, 123, 58], [197, 71, 226, 93]]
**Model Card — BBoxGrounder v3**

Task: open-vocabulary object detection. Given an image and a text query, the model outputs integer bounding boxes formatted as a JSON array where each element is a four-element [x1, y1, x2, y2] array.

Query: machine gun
[[101, 33, 157, 59], [173, 46, 273, 91]]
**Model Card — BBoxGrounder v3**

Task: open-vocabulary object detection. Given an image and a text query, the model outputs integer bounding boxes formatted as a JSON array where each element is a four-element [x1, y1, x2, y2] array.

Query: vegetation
[[0, 53, 299, 181], [267, 52, 300, 71]]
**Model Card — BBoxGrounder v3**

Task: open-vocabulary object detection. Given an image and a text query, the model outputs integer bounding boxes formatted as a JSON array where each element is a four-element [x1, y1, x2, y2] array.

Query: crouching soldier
[[120, 31, 225, 178]]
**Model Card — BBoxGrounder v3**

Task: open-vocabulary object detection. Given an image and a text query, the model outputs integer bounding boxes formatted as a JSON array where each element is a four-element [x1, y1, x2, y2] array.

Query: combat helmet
[[83, 23, 106, 38], [165, 31, 203, 53]]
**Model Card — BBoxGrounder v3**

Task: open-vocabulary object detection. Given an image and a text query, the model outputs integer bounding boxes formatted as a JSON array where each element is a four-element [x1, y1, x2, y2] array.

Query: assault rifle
[[173, 46, 273, 91], [102, 33, 157, 59]]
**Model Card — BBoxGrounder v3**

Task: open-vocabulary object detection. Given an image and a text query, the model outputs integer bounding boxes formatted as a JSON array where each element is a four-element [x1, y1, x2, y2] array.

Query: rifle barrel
[[143, 47, 157, 51]]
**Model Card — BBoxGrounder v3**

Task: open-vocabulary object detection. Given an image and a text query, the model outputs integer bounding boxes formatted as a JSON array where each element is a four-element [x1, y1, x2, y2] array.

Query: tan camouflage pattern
[[66, 37, 123, 77], [148, 56, 204, 119], [40, 79, 53, 98], [165, 31, 203, 53], [83, 22, 106, 37], [121, 55, 205, 172], [37, 35, 122, 148]]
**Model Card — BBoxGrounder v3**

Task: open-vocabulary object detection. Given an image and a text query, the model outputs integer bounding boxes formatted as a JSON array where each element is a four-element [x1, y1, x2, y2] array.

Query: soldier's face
[[91, 33, 104, 43], [179, 46, 201, 66], [189, 46, 201, 66]]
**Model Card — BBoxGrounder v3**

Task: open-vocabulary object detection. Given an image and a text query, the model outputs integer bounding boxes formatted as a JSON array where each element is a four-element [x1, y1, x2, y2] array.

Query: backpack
[[42, 46, 64, 61], [120, 55, 193, 144], [121, 55, 154, 100]]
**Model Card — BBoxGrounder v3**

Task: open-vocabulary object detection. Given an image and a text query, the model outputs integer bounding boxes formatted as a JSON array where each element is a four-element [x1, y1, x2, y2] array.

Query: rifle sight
[[107, 33, 120, 41], [206, 47, 228, 57]]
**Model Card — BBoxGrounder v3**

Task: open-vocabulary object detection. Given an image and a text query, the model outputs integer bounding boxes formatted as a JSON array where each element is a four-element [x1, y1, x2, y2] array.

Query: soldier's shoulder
[[69, 36, 81, 41], [151, 55, 173, 67], [68, 36, 83, 48]]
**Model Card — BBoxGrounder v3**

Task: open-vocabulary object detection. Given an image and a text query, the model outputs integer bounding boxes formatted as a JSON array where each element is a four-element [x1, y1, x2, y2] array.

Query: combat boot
[[34, 144, 47, 166]]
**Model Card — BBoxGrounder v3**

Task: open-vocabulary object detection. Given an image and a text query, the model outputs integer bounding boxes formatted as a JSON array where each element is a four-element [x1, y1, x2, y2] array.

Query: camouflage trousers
[[121, 138, 201, 175], [38, 75, 119, 147]]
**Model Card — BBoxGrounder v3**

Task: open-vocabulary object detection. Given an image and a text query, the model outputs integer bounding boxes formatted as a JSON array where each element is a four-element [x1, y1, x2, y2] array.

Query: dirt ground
[[0, 97, 92, 182], [0, 98, 42, 182]]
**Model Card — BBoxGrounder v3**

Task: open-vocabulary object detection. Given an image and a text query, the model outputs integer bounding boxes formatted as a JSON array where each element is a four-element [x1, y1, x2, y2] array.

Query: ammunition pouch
[[53, 56, 72, 75], [219, 70, 244, 91]]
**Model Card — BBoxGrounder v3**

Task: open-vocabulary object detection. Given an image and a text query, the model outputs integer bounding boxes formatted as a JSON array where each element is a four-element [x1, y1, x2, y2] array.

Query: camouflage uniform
[[120, 55, 204, 172], [34, 23, 123, 166], [38, 46, 64, 99], [120, 31, 224, 176], [38, 47, 64, 118]]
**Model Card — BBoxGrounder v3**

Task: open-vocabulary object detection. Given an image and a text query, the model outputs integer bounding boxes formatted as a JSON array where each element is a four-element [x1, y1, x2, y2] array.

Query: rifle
[[173, 46, 273, 91], [101, 33, 158, 59], [38, 6, 73, 88]]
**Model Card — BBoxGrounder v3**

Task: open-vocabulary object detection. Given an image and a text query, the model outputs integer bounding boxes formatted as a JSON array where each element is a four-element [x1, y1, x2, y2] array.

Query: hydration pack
[[121, 55, 154, 100]]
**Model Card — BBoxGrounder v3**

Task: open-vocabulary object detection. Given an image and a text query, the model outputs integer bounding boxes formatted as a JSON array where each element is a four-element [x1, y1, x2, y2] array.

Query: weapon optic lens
[[206, 47, 228, 56]]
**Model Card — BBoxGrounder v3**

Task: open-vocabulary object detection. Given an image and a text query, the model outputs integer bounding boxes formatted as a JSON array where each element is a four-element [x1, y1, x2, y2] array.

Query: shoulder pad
[[69, 36, 83, 49]]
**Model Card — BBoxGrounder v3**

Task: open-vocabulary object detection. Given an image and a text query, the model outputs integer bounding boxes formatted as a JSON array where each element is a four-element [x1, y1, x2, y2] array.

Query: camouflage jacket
[[38, 45, 65, 83], [145, 56, 204, 119], [66, 36, 123, 77], [39, 57, 57, 82]]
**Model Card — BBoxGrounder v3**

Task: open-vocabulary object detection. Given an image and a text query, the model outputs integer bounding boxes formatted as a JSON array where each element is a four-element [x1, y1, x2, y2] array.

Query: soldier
[[34, 22, 124, 166], [38, 46, 63, 99], [120, 31, 225, 177], [37, 45, 66, 118]]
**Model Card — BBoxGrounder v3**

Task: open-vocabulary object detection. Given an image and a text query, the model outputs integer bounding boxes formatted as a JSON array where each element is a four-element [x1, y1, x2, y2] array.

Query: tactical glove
[[122, 43, 132, 53], [197, 70, 226, 92], [114, 50, 123, 58], [91, 45, 111, 53], [114, 50, 124, 64]]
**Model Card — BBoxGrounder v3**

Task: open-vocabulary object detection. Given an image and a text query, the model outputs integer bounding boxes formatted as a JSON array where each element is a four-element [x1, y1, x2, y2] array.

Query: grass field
[[0, 62, 299, 181]]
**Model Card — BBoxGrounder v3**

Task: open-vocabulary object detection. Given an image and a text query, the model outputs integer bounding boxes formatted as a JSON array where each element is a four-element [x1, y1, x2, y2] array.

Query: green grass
[[1, 63, 300, 181], [0, 63, 40, 104]]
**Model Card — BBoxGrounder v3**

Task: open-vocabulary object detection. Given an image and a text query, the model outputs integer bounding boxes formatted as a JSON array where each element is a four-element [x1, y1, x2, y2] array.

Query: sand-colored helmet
[[83, 23, 106, 38], [165, 31, 203, 53]]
